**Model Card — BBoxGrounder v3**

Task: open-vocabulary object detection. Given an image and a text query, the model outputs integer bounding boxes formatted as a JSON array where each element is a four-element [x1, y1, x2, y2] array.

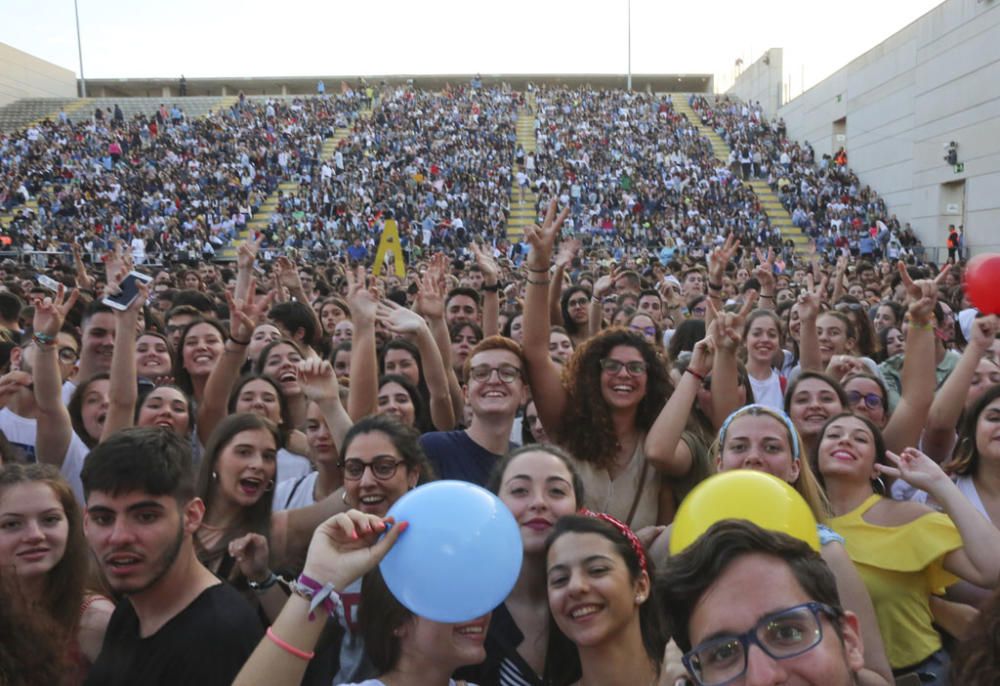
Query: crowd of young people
[[0, 85, 995, 686]]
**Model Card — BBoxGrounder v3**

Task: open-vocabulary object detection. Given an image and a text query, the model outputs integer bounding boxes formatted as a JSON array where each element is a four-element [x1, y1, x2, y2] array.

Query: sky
[[4, 0, 945, 96]]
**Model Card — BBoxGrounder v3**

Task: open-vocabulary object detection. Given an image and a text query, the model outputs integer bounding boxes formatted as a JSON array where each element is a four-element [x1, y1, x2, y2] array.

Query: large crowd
[[0, 84, 996, 686]]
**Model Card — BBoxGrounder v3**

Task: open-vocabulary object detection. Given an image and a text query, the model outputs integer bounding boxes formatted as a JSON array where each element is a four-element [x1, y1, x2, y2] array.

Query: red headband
[[581, 509, 648, 575]]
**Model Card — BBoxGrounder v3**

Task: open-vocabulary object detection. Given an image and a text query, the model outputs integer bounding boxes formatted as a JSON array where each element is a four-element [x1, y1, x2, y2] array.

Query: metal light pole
[[74, 0, 87, 97], [626, 0, 632, 91]]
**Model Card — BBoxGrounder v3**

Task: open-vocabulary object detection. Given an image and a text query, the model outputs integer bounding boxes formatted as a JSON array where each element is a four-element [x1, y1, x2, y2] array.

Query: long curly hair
[[559, 328, 672, 470]]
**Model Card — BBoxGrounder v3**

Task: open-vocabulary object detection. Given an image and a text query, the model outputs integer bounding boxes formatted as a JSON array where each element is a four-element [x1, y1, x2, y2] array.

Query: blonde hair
[[713, 404, 833, 522]]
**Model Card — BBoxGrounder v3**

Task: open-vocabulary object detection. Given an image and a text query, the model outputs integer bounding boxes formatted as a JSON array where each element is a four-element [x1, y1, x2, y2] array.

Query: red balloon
[[964, 254, 1000, 315]]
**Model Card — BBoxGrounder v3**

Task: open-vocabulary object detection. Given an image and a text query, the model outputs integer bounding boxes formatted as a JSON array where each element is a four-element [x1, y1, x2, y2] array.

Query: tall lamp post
[[626, 0, 632, 91], [74, 0, 87, 97]]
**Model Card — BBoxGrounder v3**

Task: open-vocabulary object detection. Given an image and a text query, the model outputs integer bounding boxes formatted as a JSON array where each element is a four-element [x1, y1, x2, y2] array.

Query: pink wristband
[[266, 626, 315, 660]]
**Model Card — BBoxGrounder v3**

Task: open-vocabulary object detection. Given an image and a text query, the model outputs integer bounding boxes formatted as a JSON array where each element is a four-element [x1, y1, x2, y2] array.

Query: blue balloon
[[380, 480, 523, 623]]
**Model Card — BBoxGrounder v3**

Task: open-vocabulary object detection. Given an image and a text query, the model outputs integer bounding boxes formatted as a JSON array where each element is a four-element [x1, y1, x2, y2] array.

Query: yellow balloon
[[670, 471, 820, 554]]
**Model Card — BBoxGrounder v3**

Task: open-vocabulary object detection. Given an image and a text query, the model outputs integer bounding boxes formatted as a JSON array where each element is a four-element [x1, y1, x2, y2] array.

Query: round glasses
[[339, 455, 405, 481], [683, 602, 839, 686], [468, 364, 522, 384]]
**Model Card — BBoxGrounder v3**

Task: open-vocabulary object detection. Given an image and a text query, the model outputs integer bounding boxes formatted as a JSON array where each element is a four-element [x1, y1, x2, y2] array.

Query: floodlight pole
[[74, 0, 87, 97], [626, 0, 632, 91]]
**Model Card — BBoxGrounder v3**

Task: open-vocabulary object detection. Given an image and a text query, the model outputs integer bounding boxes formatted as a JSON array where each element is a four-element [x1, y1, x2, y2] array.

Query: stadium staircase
[[672, 96, 812, 257], [505, 93, 538, 244], [218, 104, 371, 260]]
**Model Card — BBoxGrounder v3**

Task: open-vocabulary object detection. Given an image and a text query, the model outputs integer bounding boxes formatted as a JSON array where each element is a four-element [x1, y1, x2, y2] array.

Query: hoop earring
[[265, 480, 274, 492], [212, 471, 218, 480], [871, 476, 887, 495], [342, 490, 351, 507]]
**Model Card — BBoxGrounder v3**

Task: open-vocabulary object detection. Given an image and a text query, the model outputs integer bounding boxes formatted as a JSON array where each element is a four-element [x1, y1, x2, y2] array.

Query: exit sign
[[955, 163, 965, 173]]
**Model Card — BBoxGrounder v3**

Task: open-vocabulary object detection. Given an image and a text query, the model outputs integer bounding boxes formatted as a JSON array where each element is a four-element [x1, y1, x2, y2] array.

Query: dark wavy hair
[[67, 372, 110, 449], [559, 328, 672, 469], [952, 585, 1000, 685], [378, 374, 433, 434]]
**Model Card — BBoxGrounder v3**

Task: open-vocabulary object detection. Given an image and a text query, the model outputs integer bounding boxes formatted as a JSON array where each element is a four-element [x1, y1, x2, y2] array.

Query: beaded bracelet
[[527, 278, 551, 286], [229, 335, 251, 346], [32, 331, 56, 346], [685, 368, 706, 382]]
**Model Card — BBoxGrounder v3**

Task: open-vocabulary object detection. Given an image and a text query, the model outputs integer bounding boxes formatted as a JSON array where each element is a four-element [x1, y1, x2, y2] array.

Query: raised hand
[[593, 266, 622, 299], [898, 261, 948, 325], [376, 300, 426, 337], [228, 533, 272, 585], [708, 233, 740, 285], [796, 273, 827, 322], [0, 371, 31, 408], [345, 265, 378, 324], [301, 511, 407, 591], [236, 233, 261, 271], [554, 237, 582, 270], [102, 239, 132, 289], [877, 447, 950, 494], [522, 198, 569, 271], [469, 243, 500, 285], [709, 293, 757, 353], [689, 329, 716, 377], [32, 284, 79, 338], [826, 354, 867, 382], [226, 279, 275, 342], [415, 263, 445, 320], [297, 358, 340, 404], [752, 247, 776, 293], [275, 256, 304, 293], [71, 244, 95, 290]]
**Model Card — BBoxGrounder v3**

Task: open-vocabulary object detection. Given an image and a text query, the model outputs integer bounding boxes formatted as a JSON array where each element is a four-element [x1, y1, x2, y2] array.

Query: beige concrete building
[[0, 42, 76, 108], [729, 0, 1000, 256]]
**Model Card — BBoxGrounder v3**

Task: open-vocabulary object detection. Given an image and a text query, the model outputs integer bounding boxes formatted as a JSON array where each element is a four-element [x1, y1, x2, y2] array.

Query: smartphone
[[102, 271, 152, 311], [36, 274, 62, 293]]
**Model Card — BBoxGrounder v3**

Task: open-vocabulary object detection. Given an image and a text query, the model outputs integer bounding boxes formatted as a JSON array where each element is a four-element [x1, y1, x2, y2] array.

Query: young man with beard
[[82, 428, 262, 685]]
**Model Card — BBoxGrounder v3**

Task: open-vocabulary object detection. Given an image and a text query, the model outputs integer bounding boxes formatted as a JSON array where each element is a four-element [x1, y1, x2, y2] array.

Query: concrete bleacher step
[[506, 105, 538, 244], [672, 95, 812, 257]]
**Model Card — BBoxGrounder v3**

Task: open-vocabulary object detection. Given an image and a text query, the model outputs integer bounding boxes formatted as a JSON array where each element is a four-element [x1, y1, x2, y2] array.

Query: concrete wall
[[770, 0, 1000, 255], [726, 49, 784, 118], [0, 43, 77, 107]]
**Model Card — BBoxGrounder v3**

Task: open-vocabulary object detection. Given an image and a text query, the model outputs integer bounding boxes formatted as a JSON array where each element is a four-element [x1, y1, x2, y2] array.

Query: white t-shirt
[[748, 369, 785, 411], [277, 448, 312, 482], [272, 471, 318, 512], [0, 407, 91, 505]]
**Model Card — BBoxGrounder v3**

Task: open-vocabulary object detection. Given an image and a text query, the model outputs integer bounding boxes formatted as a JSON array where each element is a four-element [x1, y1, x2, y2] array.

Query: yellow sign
[[373, 218, 405, 277]]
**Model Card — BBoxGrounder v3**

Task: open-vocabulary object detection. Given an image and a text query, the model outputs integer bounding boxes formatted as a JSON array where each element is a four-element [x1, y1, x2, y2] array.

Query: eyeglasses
[[630, 325, 657, 337], [600, 358, 648, 376], [58, 347, 79, 363], [835, 303, 865, 313], [469, 364, 522, 384], [846, 391, 882, 409], [568, 297, 589, 308], [683, 602, 839, 686], [339, 455, 405, 481]]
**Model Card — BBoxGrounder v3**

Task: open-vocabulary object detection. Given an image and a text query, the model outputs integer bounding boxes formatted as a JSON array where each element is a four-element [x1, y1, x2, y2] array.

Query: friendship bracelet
[[291, 573, 342, 621], [32, 331, 56, 346], [229, 335, 251, 346], [527, 266, 550, 274], [909, 320, 935, 330], [685, 368, 706, 382], [265, 627, 315, 661], [527, 278, 551, 286], [708, 282, 723, 291]]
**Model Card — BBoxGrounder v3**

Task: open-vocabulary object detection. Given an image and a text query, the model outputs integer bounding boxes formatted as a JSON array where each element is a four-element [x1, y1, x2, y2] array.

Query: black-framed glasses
[[600, 358, 648, 376], [847, 391, 882, 409], [58, 346, 79, 363], [469, 364, 522, 384], [835, 302, 865, 313], [339, 455, 405, 481], [683, 602, 840, 686], [567, 297, 589, 308]]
